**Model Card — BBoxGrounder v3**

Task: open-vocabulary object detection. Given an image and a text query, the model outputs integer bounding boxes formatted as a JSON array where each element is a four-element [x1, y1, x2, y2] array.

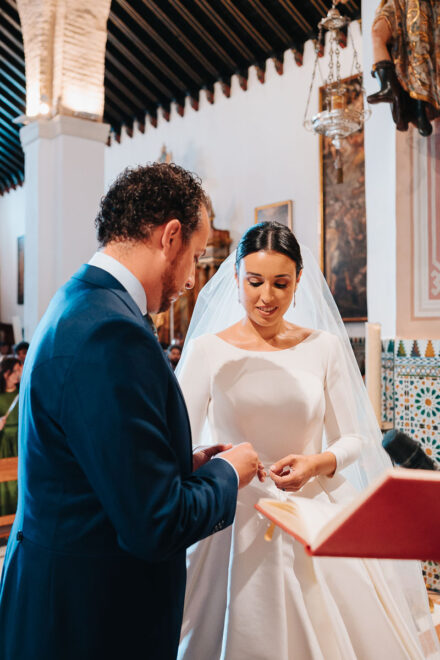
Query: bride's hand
[[269, 454, 315, 492]]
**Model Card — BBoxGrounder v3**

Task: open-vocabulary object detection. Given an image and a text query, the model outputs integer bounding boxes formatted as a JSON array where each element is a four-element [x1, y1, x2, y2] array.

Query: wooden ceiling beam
[[105, 72, 153, 118], [107, 33, 173, 99], [0, 22, 24, 56], [219, 0, 272, 53], [308, 0, 329, 16], [0, 53, 25, 83], [0, 67, 26, 97], [0, 34, 25, 69], [109, 12, 187, 93], [105, 50, 159, 105], [104, 106, 124, 128], [0, 6, 22, 38], [141, 0, 220, 78], [0, 146, 22, 170], [169, 0, 238, 70], [1, 80, 25, 108], [278, 0, 312, 34], [115, 0, 204, 87], [0, 89, 21, 116], [194, 0, 256, 62], [105, 86, 137, 119], [0, 116, 20, 142], [246, 0, 292, 45], [0, 126, 22, 151], [0, 150, 22, 172]]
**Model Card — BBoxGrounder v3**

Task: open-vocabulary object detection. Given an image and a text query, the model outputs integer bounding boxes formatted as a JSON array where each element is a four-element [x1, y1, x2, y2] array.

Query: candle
[[366, 322, 382, 425]]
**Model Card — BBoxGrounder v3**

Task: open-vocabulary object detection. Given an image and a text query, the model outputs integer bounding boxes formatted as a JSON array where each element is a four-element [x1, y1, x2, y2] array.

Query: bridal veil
[[177, 245, 439, 657]]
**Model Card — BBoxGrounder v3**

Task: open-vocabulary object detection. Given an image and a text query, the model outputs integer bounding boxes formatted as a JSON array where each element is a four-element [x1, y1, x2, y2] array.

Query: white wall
[[362, 0, 397, 338], [105, 23, 363, 266], [0, 22, 366, 338], [0, 185, 26, 335]]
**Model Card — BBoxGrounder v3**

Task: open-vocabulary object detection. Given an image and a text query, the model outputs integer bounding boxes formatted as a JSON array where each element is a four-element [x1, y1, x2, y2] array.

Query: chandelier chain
[[327, 34, 334, 85], [303, 34, 321, 128], [335, 32, 341, 85]]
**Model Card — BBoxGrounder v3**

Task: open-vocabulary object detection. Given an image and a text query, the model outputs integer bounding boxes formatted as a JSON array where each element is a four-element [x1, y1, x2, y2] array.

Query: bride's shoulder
[[215, 322, 242, 342]]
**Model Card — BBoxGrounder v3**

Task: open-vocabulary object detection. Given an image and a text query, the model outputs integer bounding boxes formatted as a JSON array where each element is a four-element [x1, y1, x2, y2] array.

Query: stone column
[[21, 116, 109, 338], [15, 0, 112, 338]]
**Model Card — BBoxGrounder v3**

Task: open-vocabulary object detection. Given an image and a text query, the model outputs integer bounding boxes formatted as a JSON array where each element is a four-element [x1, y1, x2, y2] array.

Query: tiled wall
[[383, 338, 440, 592], [393, 339, 440, 466], [351, 336, 440, 591]]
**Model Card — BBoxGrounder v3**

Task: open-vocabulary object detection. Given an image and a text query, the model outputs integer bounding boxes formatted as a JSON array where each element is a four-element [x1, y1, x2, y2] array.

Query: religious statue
[[367, 0, 440, 136]]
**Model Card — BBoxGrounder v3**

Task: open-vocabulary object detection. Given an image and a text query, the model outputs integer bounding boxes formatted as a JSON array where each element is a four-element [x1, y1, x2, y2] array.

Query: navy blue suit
[[0, 265, 237, 660]]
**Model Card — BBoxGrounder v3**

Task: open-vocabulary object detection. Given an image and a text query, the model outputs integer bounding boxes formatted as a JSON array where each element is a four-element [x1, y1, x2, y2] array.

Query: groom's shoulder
[[30, 276, 149, 371]]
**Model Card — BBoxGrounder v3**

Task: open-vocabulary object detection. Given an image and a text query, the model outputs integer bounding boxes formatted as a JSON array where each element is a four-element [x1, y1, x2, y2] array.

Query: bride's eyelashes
[[247, 280, 288, 289]]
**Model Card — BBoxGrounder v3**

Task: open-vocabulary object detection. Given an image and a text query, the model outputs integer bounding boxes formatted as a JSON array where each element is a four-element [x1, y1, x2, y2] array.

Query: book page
[[257, 496, 344, 547]]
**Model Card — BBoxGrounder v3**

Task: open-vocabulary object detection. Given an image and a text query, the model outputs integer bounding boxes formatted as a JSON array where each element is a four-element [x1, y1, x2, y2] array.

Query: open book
[[255, 468, 440, 560]]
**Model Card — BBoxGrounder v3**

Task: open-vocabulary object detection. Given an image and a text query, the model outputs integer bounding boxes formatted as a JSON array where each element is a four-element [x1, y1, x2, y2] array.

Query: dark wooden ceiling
[[0, 0, 360, 195]]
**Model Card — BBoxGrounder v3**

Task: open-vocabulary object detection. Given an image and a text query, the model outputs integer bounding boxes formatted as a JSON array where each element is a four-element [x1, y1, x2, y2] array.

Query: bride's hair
[[235, 222, 303, 275]]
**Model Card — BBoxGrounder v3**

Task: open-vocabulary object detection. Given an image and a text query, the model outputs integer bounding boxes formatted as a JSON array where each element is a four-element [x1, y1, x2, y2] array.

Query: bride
[[177, 222, 439, 660]]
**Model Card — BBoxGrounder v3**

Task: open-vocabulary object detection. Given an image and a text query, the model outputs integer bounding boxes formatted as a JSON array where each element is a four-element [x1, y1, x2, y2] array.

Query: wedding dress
[[177, 330, 432, 660]]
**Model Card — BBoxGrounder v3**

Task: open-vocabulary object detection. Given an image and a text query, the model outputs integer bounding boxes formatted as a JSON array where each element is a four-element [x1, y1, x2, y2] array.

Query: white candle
[[366, 322, 382, 425]]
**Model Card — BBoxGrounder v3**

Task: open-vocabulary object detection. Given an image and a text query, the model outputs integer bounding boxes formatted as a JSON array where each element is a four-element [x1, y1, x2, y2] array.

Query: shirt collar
[[88, 251, 147, 316]]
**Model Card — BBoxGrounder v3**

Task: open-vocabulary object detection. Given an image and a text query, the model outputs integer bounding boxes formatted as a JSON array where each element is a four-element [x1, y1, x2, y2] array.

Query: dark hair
[[0, 356, 20, 393], [167, 344, 182, 355], [14, 341, 29, 354], [236, 222, 303, 275], [95, 162, 209, 246]]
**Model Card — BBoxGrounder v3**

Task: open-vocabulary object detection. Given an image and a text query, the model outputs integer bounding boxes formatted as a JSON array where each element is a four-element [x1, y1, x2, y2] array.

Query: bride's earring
[[293, 292, 296, 308]]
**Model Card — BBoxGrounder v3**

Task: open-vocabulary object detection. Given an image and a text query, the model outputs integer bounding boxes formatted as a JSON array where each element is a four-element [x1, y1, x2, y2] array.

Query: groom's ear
[[160, 219, 182, 255]]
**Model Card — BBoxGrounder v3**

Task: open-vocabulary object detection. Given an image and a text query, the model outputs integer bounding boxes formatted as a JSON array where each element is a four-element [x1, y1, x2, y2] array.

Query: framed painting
[[254, 200, 293, 229], [17, 235, 24, 305], [320, 75, 367, 322]]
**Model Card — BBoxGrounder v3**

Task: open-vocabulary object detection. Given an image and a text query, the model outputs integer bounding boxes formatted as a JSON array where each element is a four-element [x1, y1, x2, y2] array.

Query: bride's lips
[[256, 305, 278, 317]]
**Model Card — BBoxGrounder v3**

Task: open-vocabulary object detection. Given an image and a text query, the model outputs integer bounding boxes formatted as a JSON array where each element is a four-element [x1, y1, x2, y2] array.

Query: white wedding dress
[[177, 330, 431, 660]]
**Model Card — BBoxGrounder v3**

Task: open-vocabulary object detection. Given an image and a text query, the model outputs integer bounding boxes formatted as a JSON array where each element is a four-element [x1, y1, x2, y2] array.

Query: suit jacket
[[0, 265, 237, 660]]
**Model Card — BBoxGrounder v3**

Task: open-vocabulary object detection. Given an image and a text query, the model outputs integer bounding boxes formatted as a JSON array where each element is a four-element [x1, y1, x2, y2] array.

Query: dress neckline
[[211, 330, 319, 354]]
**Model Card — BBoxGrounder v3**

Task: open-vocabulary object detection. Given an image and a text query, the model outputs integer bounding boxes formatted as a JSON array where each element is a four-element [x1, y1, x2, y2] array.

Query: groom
[[0, 163, 259, 660]]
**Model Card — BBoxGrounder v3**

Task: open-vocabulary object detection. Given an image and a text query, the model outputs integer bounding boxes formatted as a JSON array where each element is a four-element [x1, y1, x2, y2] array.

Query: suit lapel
[[73, 263, 193, 468]]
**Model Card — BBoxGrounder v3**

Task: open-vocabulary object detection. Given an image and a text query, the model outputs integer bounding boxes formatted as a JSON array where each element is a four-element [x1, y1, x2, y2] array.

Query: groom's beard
[[158, 259, 179, 313]]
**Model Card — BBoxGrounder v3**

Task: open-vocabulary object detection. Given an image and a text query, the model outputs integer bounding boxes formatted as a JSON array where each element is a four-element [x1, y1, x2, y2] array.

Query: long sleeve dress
[[0, 391, 19, 517], [177, 330, 430, 660]]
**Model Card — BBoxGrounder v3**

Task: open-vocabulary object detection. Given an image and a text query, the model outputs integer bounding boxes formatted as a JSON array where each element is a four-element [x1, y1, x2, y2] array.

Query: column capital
[[20, 116, 110, 149]]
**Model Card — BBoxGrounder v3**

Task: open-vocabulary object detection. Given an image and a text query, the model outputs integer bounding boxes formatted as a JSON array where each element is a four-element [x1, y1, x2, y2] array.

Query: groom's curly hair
[[95, 163, 208, 246]]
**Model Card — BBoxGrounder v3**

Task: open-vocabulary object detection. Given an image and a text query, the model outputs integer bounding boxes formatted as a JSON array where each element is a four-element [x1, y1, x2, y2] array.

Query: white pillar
[[20, 116, 109, 339], [362, 0, 397, 337]]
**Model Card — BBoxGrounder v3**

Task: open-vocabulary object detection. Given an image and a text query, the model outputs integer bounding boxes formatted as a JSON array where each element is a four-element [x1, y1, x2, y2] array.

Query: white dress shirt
[[88, 251, 147, 315]]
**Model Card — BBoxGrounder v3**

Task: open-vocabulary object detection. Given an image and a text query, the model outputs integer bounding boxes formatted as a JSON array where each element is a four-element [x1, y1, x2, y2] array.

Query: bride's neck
[[242, 317, 285, 344]]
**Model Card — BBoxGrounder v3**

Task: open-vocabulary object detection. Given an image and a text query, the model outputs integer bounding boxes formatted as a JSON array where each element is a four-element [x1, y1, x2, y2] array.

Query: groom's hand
[[192, 444, 233, 472], [217, 443, 260, 489]]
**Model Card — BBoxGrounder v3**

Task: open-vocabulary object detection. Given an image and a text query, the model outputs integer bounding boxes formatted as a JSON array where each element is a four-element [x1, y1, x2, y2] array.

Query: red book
[[255, 468, 440, 560]]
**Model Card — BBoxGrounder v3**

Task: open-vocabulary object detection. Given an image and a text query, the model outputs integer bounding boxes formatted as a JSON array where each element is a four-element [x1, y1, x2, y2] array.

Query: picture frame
[[17, 235, 24, 305], [320, 75, 367, 322], [254, 200, 293, 229]]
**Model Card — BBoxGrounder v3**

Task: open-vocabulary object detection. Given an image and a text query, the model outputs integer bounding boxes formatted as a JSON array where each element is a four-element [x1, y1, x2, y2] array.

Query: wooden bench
[[0, 457, 17, 540]]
